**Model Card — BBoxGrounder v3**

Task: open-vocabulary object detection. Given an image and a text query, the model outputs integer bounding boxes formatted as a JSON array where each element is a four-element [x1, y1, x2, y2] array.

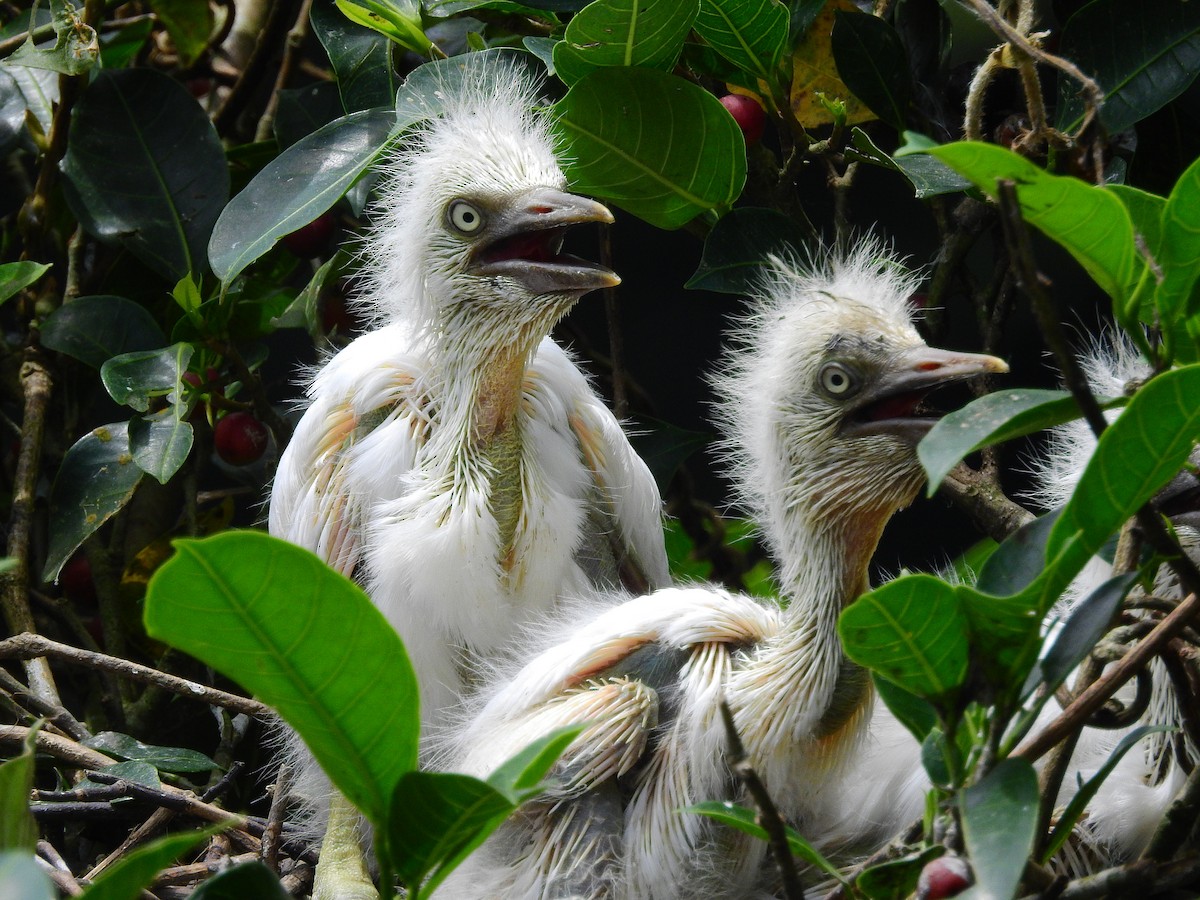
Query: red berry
[[182, 371, 202, 390], [720, 94, 766, 146], [282, 212, 336, 258], [214, 412, 270, 466], [917, 856, 972, 900], [60, 553, 97, 604]]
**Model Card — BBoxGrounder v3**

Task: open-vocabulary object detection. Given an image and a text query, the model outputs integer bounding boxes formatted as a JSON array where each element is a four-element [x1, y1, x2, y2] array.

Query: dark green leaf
[[1037, 573, 1136, 696], [0, 734, 36, 852], [838, 574, 970, 700], [149, 0, 213, 67], [1156, 156, 1200, 362], [189, 861, 291, 900], [919, 389, 1102, 494], [77, 760, 161, 790], [873, 672, 937, 744], [43, 422, 143, 582], [0, 261, 49, 305], [848, 129, 971, 198], [685, 801, 846, 880], [855, 845, 945, 900], [552, 0, 697, 86], [830, 10, 911, 129], [144, 531, 419, 827], [0, 853, 53, 900], [920, 728, 950, 786], [551, 67, 746, 229], [311, 0, 397, 113], [40, 296, 167, 369], [1056, 0, 1200, 134], [208, 108, 394, 284], [975, 510, 1061, 598], [274, 83, 347, 150], [627, 416, 711, 494], [84, 732, 219, 774], [82, 827, 224, 900], [61, 69, 228, 281], [960, 758, 1038, 900], [693, 0, 788, 83], [101, 343, 193, 414], [686, 207, 807, 293]]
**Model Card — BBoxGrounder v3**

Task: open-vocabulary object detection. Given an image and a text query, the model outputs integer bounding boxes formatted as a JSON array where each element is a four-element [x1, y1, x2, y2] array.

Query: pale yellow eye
[[819, 362, 858, 396], [447, 200, 485, 234]]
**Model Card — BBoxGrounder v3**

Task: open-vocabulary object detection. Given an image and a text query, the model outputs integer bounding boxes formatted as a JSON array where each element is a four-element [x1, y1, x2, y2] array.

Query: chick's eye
[[447, 200, 485, 234], [819, 362, 858, 396]]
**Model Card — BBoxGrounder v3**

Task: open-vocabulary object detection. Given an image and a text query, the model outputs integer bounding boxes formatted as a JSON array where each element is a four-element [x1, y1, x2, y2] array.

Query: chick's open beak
[[844, 346, 1009, 442], [471, 187, 620, 295]]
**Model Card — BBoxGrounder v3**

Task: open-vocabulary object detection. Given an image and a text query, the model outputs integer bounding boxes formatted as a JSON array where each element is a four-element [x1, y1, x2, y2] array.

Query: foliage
[[0, 0, 1198, 896]]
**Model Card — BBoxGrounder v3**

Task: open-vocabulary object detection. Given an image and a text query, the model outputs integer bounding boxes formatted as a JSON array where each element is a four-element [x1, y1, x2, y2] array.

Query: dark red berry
[[60, 553, 97, 604], [214, 412, 270, 466], [282, 212, 336, 258], [917, 856, 972, 900], [720, 94, 766, 146]]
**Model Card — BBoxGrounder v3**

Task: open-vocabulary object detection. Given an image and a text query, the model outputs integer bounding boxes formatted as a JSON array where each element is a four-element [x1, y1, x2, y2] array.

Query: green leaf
[[855, 845, 945, 900], [101, 343, 193, 414], [1156, 156, 1200, 362], [628, 416, 711, 495], [686, 207, 807, 293], [386, 772, 513, 889], [143, 531, 419, 827], [685, 801, 846, 881], [77, 760, 161, 791], [274, 83, 346, 149], [0, 261, 49, 306], [838, 574, 970, 701], [960, 758, 1038, 900], [149, 0, 214, 67], [929, 142, 1138, 307], [208, 108, 394, 284], [919, 389, 1105, 495], [1106, 184, 1166, 325], [2, 0, 98, 76], [693, 0, 788, 83], [0, 733, 37, 852], [311, 0, 397, 112], [1041, 725, 1171, 863], [0, 853, 53, 900], [129, 410, 194, 484], [40, 296, 168, 369], [43, 422, 144, 583], [61, 69, 228, 282], [484, 726, 582, 802], [1036, 573, 1136, 697], [847, 129, 971, 198], [99, 16, 154, 68], [975, 510, 1060, 598], [83, 732, 219, 774], [189, 861, 291, 900], [81, 827, 225, 900], [873, 672, 937, 744], [1056, 0, 1200, 135], [830, 10, 911, 130], [552, 0, 697, 86], [334, 0, 433, 55], [551, 67, 747, 229]]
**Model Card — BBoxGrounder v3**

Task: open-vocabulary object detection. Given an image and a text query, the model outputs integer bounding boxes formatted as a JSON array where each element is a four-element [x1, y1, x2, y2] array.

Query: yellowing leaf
[[789, 0, 874, 127]]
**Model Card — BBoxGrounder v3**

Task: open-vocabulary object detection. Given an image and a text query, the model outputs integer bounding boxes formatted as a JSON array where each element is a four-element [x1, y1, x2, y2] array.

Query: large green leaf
[[838, 574, 970, 701], [686, 207, 807, 293], [1156, 156, 1200, 362], [693, 0, 788, 83], [551, 67, 746, 229], [81, 827, 223, 900], [960, 759, 1038, 900], [61, 69, 228, 281], [1036, 573, 1136, 697], [929, 142, 1138, 306], [0, 261, 49, 306], [83, 731, 218, 774], [100, 343, 193, 414], [830, 10, 911, 130], [850, 129, 972, 198], [40, 296, 167, 369], [149, 0, 213, 68], [311, 0, 397, 112], [43, 422, 144, 583], [552, 0, 697, 86], [208, 108, 395, 284], [0, 853, 53, 900], [1056, 0, 1200, 134], [143, 531, 419, 827], [918, 389, 1102, 495], [0, 736, 36, 852]]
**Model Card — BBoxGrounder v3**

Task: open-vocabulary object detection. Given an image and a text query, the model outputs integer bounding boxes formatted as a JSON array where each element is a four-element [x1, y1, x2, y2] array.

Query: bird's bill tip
[[901, 347, 1009, 381]]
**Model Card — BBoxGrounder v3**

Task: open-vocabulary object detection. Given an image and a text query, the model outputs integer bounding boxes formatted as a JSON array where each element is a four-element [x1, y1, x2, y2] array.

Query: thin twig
[[0, 666, 90, 740], [0, 633, 271, 718], [254, 0, 315, 142], [1015, 855, 1200, 900], [262, 763, 293, 873]]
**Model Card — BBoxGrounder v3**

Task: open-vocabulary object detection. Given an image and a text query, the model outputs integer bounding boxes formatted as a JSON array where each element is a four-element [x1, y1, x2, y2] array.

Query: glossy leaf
[[686, 801, 845, 880], [82, 827, 223, 900], [1037, 572, 1136, 696], [686, 207, 807, 293], [961, 759, 1038, 900], [61, 69, 228, 281], [101, 343, 193, 414], [189, 861, 292, 900], [129, 410, 193, 484], [919, 389, 1097, 494], [551, 67, 746, 229], [975, 511, 1061, 598], [693, 0, 788, 83], [144, 531, 419, 827], [929, 142, 1138, 305], [84, 731, 219, 774], [0, 736, 36, 852], [0, 854, 53, 900], [830, 10, 910, 129], [43, 422, 143, 583], [1056, 0, 1200, 134], [849, 128, 971, 198], [839, 574, 970, 700], [552, 0, 696, 86], [5, 66, 57, 136], [40, 296, 167, 369], [209, 108, 395, 284], [1156, 156, 1200, 362], [77, 760, 161, 791], [0, 261, 49, 306], [150, 0, 213, 67], [311, 0, 397, 112]]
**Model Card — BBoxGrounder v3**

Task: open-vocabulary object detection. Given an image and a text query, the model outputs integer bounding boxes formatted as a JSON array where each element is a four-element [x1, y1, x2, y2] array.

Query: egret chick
[[437, 244, 1007, 899]]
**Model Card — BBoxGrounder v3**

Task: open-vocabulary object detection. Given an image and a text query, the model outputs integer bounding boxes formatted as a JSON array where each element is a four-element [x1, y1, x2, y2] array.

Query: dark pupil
[[460, 208, 475, 224], [830, 371, 845, 387]]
